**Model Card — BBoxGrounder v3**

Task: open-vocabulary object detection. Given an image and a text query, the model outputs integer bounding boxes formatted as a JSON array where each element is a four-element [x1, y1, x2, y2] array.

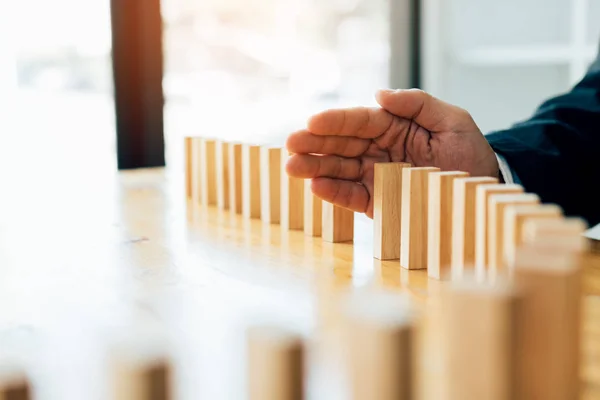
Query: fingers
[[285, 130, 370, 157], [286, 154, 362, 180], [307, 107, 395, 139], [311, 177, 369, 214], [375, 88, 463, 133]]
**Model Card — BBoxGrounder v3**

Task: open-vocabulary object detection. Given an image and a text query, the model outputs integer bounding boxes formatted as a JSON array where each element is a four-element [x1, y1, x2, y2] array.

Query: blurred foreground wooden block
[[216, 140, 230, 210], [0, 365, 30, 400], [322, 202, 353, 243], [373, 162, 410, 260], [474, 184, 523, 276], [242, 144, 261, 219], [260, 146, 282, 224], [502, 203, 563, 269], [111, 350, 171, 400], [247, 325, 304, 400], [228, 142, 243, 214], [200, 139, 217, 206], [451, 176, 498, 279], [400, 167, 440, 269], [445, 278, 521, 400], [486, 192, 539, 280], [281, 152, 304, 230], [427, 170, 469, 279], [513, 245, 581, 400], [303, 180, 321, 236]]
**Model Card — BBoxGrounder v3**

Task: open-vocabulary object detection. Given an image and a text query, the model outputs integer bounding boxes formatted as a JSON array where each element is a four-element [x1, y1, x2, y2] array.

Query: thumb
[[375, 88, 464, 133]]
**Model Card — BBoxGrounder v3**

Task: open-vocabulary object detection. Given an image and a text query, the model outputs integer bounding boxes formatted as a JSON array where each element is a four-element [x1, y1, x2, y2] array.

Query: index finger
[[307, 106, 395, 139]]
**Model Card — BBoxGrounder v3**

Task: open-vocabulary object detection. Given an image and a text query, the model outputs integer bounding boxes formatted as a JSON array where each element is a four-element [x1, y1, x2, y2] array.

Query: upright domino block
[[427, 171, 469, 279], [200, 139, 217, 206], [400, 167, 440, 270], [522, 217, 588, 246], [191, 137, 203, 204], [242, 144, 261, 219], [260, 146, 282, 224], [185, 137, 193, 199], [474, 184, 523, 275], [247, 325, 304, 400], [444, 278, 521, 400], [281, 152, 304, 230], [486, 193, 539, 280], [228, 142, 243, 214], [513, 245, 582, 400], [502, 203, 563, 268], [303, 180, 321, 237], [373, 162, 410, 260], [322, 202, 354, 243], [111, 352, 171, 400], [344, 294, 414, 399], [0, 365, 30, 400], [216, 140, 230, 210], [451, 177, 498, 279]]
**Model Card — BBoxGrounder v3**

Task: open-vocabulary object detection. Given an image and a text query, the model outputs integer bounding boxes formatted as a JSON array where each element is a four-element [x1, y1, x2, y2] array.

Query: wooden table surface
[[0, 167, 599, 399]]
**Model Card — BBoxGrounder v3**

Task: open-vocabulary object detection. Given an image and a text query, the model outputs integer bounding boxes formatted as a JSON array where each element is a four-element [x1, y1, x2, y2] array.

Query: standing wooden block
[[303, 180, 321, 236], [200, 139, 218, 206], [486, 193, 540, 280], [373, 162, 411, 260], [242, 144, 261, 219], [0, 366, 30, 400], [216, 140, 230, 210], [322, 202, 354, 243], [281, 152, 304, 230], [451, 177, 498, 279], [247, 325, 304, 400], [502, 204, 563, 269], [344, 299, 414, 399], [260, 146, 282, 224], [427, 171, 469, 279], [111, 353, 171, 400], [185, 136, 193, 198], [228, 143, 243, 214], [522, 217, 588, 246], [474, 184, 523, 275], [191, 137, 203, 204], [444, 278, 521, 400], [513, 247, 581, 400], [400, 167, 440, 270]]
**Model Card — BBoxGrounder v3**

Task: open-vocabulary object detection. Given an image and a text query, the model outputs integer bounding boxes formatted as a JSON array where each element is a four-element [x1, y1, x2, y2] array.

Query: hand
[[285, 88, 499, 218]]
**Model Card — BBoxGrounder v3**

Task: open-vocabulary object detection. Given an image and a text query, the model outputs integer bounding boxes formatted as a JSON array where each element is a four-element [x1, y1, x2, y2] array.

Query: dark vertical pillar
[[110, 0, 165, 169]]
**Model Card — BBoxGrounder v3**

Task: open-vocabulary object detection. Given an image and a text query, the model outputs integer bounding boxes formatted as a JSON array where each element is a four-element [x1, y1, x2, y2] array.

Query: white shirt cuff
[[495, 152, 515, 184]]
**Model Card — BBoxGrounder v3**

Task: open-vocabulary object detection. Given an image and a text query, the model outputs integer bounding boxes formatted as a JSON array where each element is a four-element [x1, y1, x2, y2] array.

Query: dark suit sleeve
[[485, 66, 600, 226]]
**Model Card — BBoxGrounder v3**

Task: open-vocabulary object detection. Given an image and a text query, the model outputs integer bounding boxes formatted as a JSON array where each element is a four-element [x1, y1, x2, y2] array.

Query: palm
[[285, 89, 498, 218]]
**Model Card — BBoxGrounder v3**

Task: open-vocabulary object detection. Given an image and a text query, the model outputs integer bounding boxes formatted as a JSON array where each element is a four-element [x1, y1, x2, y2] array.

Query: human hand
[[285, 88, 499, 218]]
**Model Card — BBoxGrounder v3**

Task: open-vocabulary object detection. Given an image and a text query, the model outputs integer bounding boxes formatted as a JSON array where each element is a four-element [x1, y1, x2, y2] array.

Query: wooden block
[[0, 365, 30, 400], [228, 143, 243, 214], [191, 137, 203, 204], [451, 177, 498, 279], [474, 184, 523, 275], [184, 137, 193, 198], [322, 202, 354, 243], [400, 167, 440, 270], [281, 152, 304, 230], [111, 351, 171, 400], [502, 203, 563, 269], [260, 146, 282, 224], [513, 246, 581, 400], [242, 144, 261, 219], [344, 298, 414, 400], [522, 217, 588, 247], [216, 140, 230, 210], [247, 325, 304, 400], [373, 162, 411, 260], [486, 193, 540, 281], [427, 170, 469, 279], [303, 180, 321, 236], [200, 139, 217, 206], [444, 278, 521, 400]]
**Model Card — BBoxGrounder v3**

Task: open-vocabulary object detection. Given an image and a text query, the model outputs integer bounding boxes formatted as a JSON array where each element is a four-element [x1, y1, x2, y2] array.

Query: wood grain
[[281, 152, 304, 231], [322, 202, 354, 243], [228, 142, 243, 214], [260, 146, 281, 224], [242, 144, 261, 219], [303, 180, 321, 237]]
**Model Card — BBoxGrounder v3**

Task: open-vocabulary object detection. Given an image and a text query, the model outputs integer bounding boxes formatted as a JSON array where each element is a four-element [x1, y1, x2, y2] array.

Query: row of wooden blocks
[[184, 137, 353, 242]]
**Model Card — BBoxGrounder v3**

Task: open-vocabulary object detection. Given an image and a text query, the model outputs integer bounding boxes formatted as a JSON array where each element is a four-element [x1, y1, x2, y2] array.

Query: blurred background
[[1, 0, 599, 174]]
